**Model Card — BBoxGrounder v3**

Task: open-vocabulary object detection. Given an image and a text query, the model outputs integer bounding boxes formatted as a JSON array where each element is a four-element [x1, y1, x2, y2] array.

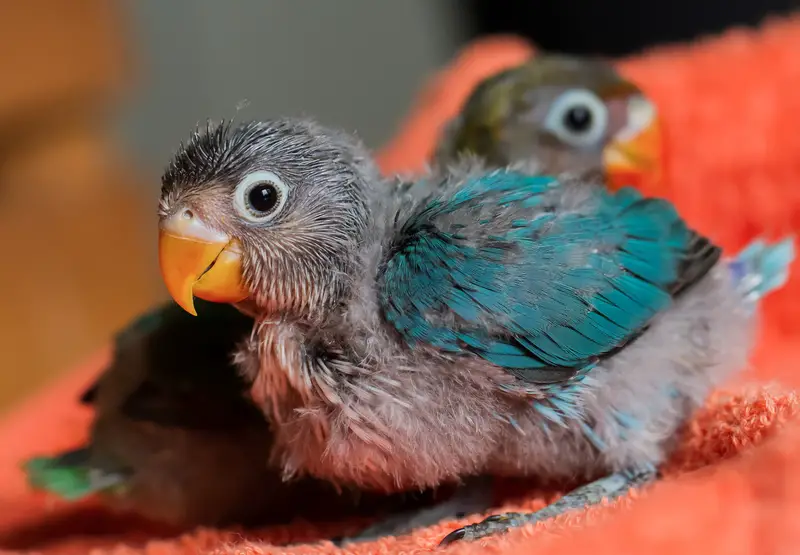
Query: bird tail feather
[[729, 236, 795, 303]]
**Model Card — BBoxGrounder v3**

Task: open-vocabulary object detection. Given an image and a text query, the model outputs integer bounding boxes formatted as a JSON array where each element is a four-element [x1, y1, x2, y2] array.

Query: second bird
[[434, 54, 663, 193]]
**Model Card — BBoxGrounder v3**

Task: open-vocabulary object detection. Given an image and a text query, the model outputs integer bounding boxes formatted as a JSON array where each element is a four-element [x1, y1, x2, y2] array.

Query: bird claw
[[439, 514, 520, 546], [438, 466, 659, 547]]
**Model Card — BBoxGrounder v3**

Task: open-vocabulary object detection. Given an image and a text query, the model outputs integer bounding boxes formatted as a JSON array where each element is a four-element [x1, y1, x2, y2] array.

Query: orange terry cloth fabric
[[2, 15, 800, 555]]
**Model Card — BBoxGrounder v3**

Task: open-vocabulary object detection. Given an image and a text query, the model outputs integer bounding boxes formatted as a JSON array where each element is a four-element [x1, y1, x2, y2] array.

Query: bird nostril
[[182, 209, 194, 220]]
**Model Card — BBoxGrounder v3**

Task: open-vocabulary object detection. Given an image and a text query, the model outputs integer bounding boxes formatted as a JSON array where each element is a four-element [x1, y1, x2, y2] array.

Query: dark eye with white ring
[[233, 170, 289, 223], [543, 89, 609, 148]]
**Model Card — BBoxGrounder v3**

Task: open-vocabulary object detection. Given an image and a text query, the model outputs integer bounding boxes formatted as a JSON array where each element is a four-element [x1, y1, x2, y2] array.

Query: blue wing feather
[[378, 171, 720, 383]]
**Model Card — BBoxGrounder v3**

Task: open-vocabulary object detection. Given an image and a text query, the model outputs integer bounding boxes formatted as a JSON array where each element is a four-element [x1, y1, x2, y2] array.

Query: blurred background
[[1, 0, 794, 414]]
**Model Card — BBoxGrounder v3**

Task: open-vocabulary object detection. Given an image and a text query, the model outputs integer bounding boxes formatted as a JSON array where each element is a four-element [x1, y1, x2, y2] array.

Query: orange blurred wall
[[0, 0, 163, 413]]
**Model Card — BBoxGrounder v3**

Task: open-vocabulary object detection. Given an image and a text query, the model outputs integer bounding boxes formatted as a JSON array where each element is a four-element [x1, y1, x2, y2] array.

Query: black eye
[[247, 182, 280, 214], [563, 105, 593, 133], [234, 171, 289, 223], [543, 89, 609, 148]]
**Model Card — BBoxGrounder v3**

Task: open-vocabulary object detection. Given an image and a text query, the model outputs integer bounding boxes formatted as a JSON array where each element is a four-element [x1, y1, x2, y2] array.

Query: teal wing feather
[[379, 171, 720, 384]]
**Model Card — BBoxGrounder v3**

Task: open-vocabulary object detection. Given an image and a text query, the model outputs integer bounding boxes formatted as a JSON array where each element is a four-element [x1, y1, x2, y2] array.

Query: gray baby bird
[[155, 118, 793, 544]]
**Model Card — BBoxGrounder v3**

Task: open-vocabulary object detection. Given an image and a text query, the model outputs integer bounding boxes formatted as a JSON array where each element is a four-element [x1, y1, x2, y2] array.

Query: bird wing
[[80, 300, 260, 430], [79, 302, 171, 406], [378, 171, 720, 384]]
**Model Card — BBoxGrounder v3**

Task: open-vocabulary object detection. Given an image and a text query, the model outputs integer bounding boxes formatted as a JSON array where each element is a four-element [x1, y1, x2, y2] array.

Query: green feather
[[23, 451, 124, 501]]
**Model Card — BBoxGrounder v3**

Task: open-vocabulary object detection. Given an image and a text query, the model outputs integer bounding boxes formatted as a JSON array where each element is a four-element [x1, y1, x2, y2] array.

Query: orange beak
[[158, 210, 249, 316], [603, 96, 664, 194]]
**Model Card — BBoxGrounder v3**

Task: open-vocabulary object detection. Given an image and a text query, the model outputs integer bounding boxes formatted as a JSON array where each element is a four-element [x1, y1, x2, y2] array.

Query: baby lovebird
[[24, 300, 436, 529], [434, 54, 662, 192], [155, 118, 794, 544]]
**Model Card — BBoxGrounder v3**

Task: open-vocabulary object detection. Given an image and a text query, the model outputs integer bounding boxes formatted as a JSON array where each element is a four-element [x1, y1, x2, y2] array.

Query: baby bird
[[155, 118, 793, 544], [434, 54, 662, 192]]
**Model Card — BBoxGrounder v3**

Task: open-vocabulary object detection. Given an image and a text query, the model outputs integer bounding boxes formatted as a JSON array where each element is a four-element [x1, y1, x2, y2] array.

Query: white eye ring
[[543, 89, 609, 149], [233, 170, 289, 223]]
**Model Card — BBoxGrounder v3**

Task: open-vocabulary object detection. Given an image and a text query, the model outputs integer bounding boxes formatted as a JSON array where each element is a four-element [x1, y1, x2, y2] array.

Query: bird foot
[[439, 512, 531, 545], [438, 466, 658, 547]]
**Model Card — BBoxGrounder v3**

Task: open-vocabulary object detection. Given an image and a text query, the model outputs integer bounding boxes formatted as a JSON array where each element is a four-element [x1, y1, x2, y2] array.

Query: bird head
[[157, 118, 374, 318], [435, 54, 663, 192]]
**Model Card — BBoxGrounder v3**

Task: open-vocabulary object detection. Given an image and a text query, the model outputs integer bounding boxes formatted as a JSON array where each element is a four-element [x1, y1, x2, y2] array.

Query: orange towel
[[3, 15, 800, 555]]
